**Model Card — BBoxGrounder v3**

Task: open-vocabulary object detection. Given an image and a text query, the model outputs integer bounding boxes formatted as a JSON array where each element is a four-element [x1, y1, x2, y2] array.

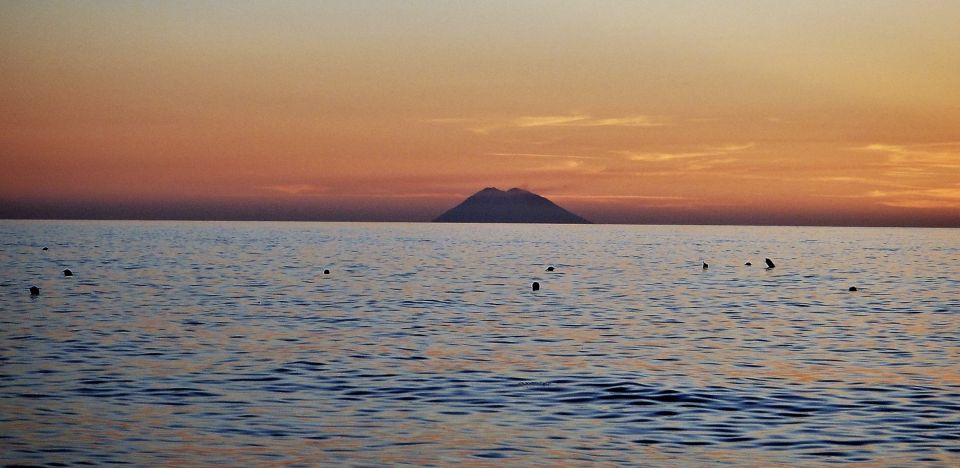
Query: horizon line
[[2, 217, 956, 229]]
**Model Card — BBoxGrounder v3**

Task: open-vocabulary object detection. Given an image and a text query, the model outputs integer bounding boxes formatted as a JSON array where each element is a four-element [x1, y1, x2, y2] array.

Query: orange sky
[[1, 1, 958, 225]]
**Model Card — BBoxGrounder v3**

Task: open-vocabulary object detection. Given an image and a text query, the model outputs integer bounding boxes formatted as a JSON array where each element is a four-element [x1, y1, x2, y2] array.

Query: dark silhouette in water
[[532, 281, 540, 291], [30, 286, 39, 296], [546, 266, 555, 272], [849, 286, 858, 291], [63, 269, 73, 277], [323, 269, 330, 275], [765, 258, 776, 269], [433, 187, 591, 224], [42, 247, 48, 251], [745, 261, 752, 266], [702, 262, 708, 269]]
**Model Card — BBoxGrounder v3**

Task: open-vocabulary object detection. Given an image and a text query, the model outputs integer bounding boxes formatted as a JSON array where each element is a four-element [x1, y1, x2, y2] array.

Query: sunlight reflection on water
[[1, 221, 958, 465]]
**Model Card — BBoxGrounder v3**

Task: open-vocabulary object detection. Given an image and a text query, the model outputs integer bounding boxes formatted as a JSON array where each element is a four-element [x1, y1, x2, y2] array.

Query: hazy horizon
[[2, 1, 958, 227], [1, 192, 957, 227]]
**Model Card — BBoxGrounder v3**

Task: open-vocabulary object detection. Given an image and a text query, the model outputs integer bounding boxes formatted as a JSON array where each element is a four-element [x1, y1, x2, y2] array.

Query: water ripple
[[1, 221, 958, 466]]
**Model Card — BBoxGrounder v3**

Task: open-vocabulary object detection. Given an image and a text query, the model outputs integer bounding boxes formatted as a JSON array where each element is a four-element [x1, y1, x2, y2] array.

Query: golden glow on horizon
[[1, 1, 958, 224]]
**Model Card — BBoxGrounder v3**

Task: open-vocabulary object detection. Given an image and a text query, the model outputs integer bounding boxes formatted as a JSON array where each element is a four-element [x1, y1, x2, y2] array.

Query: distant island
[[433, 187, 591, 224]]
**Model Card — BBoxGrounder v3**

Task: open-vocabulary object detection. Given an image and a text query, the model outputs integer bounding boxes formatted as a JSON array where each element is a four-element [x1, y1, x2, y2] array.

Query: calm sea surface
[[1, 221, 958, 466]]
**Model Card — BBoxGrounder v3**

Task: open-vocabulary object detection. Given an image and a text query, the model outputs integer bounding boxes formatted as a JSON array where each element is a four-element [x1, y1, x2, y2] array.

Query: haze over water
[[1, 221, 958, 465]]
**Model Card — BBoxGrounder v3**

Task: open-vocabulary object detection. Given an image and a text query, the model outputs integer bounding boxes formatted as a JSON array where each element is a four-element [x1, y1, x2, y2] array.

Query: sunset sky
[[2, 1, 958, 225]]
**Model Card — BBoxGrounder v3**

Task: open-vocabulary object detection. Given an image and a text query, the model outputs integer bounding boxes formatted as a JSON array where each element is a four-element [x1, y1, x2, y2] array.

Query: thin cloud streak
[[428, 114, 668, 134], [865, 186, 960, 209], [811, 176, 920, 190], [551, 194, 687, 200], [512, 115, 590, 128], [855, 142, 960, 170], [486, 152, 600, 160], [620, 143, 755, 162], [261, 184, 328, 195], [848, 143, 960, 208]]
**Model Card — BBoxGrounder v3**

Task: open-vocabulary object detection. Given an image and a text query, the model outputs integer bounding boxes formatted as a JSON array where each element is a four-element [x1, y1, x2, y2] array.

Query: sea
[[1, 220, 958, 466]]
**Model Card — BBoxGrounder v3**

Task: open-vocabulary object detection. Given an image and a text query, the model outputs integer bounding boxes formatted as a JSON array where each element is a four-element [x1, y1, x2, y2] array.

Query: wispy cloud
[[684, 157, 740, 171], [854, 142, 960, 174], [512, 115, 590, 128], [526, 160, 586, 172], [261, 184, 327, 195], [572, 115, 666, 128], [812, 144, 960, 208], [881, 199, 960, 209], [623, 151, 716, 162], [330, 192, 462, 199], [871, 188, 960, 200], [620, 143, 754, 162], [511, 114, 667, 129], [551, 194, 686, 200], [428, 114, 668, 134], [486, 152, 600, 160], [811, 176, 919, 190], [814, 176, 878, 183], [864, 187, 960, 209], [483, 151, 608, 174]]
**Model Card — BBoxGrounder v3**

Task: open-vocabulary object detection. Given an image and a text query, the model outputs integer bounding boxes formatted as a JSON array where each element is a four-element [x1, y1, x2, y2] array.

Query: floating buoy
[[30, 286, 39, 296], [63, 269, 73, 277], [765, 258, 776, 268], [323, 269, 330, 275], [532, 282, 540, 291]]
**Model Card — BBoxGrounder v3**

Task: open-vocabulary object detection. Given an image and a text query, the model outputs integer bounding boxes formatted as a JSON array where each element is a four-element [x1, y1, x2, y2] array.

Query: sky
[[1, 0, 958, 226]]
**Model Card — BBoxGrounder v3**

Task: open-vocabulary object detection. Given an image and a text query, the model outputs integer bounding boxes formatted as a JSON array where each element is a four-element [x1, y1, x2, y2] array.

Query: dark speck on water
[[1, 221, 958, 466]]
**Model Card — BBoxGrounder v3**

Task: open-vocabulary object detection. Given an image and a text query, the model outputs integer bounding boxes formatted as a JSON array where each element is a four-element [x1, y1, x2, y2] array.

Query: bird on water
[[63, 269, 73, 277], [30, 286, 40, 296], [702, 262, 709, 269], [532, 282, 540, 291], [765, 258, 776, 269]]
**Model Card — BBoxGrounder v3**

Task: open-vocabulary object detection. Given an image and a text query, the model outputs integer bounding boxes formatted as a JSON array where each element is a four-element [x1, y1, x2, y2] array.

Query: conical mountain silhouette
[[433, 187, 591, 224]]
